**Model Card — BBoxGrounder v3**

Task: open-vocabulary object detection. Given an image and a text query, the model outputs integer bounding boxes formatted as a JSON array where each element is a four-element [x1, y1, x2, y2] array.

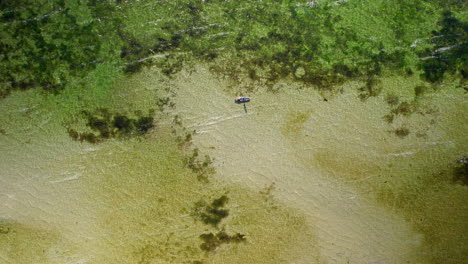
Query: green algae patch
[[77, 133, 318, 264], [0, 220, 60, 264]]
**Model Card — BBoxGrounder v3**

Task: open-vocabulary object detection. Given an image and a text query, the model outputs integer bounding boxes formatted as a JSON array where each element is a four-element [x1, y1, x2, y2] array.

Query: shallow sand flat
[[170, 67, 431, 263], [0, 76, 319, 263], [0, 131, 320, 263], [0, 65, 465, 263]]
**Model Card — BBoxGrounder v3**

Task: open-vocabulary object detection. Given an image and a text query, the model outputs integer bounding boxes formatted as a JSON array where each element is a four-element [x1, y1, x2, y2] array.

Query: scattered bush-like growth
[[102, 0, 465, 96], [453, 157, 468, 185], [199, 230, 246, 252], [67, 108, 154, 143], [184, 148, 215, 181], [383, 114, 395, 124], [0, 225, 10, 234], [385, 94, 400, 106], [394, 127, 410, 138], [192, 195, 230, 227], [414, 85, 429, 97], [191, 195, 248, 252], [358, 76, 383, 101], [384, 100, 417, 123], [392, 101, 414, 116]]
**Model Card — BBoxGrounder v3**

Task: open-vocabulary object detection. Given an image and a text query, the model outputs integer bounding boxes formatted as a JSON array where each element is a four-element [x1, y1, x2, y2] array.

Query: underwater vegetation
[[192, 195, 230, 227], [0, 0, 122, 97], [394, 127, 410, 138], [383, 83, 438, 127], [418, 10, 467, 82], [358, 76, 383, 100], [1, 0, 466, 100], [0, 0, 466, 263], [199, 230, 246, 252], [72, 136, 311, 263], [453, 157, 468, 185], [191, 195, 247, 252], [67, 108, 154, 143], [184, 148, 216, 182]]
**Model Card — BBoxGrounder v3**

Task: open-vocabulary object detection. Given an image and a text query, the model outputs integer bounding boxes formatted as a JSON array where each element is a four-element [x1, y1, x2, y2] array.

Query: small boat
[[235, 96, 250, 103]]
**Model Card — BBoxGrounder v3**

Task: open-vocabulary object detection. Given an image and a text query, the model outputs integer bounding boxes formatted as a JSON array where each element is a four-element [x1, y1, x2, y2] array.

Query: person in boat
[[235, 96, 250, 103]]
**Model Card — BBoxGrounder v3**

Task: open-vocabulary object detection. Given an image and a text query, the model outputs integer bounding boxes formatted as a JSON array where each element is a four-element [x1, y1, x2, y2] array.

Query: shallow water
[[0, 70, 316, 264], [170, 66, 467, 263], [0, 65, 466, 263], [1, 0, 467, 262]]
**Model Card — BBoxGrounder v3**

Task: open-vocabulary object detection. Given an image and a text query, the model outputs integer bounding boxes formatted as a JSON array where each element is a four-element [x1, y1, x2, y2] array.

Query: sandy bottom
[[170, 67, 466, 263], [0, 66, 466, 264], [0, 69, 317, 264]]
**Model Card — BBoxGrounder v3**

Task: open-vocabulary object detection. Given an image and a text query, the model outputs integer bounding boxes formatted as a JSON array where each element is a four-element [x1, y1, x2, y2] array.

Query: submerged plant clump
[[0, 225, 10, 234], [67, 108, 154, 143], [384, 99, 418, 124], [191, 195, 247, 252], [394, 127, 410, 138], [192, 195, 230, 227], [392, 101, 415, 116], [170, 114, 215, 181], [199, 230, 246, 252], [414, 85, 430, 97], [171, 114, 195, 148], [184, 148, 216, 181], [358, 76, 383, 101], [385, 94, 400, 106], [453, 157, 468, 185]]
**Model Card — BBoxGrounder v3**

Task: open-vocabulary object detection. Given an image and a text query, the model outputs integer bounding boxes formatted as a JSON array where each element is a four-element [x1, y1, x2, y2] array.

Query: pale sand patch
[[170, 66, 426, 263]]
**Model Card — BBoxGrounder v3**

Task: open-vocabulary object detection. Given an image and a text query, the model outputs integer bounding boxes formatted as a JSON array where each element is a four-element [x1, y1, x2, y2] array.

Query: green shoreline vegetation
[[0, 0, 467, 263], [1, 0, 466, 98]]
